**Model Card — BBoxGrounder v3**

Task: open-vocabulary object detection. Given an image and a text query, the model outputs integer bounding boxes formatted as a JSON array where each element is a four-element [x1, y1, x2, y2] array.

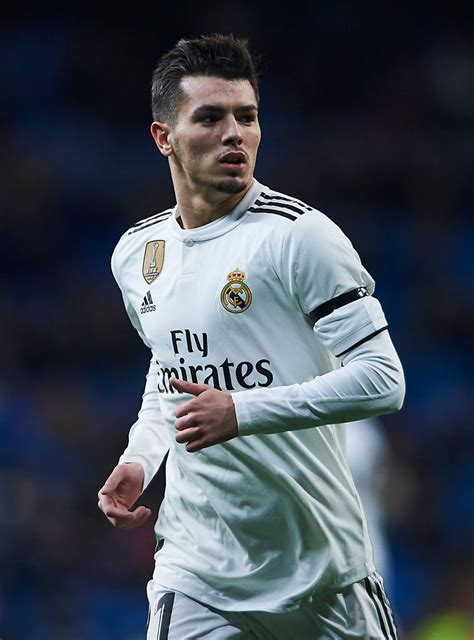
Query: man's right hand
[[98, 462, 151, 529]]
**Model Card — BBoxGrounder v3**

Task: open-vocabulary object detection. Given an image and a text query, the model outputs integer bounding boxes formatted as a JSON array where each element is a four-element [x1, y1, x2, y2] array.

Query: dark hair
[[151, 34, 259, 123]]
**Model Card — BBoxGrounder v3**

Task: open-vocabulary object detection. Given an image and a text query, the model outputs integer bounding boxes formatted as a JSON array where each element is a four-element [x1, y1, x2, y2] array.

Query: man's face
[[167, 75, 261, 196]]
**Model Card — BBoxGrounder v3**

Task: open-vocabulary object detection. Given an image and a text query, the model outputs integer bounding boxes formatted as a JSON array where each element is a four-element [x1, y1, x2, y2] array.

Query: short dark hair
[[151, 34, 259, 123]]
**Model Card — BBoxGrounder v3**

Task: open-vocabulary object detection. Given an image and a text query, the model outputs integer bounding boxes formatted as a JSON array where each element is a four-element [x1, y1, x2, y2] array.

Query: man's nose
[[222, 117, 243, 145]]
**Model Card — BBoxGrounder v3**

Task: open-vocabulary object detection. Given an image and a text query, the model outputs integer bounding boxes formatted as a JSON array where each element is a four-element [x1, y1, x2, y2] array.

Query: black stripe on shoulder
[[132, 209, 173, 228], [248, 205, 297, 221], [127, 211, 172, 235], [261, 191, 312, 211], [335, 326, 389, 358], [309, 287, 370, 324], [253, 198, 307, 217]]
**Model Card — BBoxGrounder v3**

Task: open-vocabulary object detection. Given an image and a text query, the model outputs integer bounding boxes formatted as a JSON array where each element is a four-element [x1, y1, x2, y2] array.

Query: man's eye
[[201, 116, 218, 124], [239, 115, 255, 123]]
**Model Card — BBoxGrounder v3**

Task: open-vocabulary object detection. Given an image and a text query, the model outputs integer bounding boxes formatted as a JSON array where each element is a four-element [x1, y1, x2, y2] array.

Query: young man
[[98, 35, 404, 639]]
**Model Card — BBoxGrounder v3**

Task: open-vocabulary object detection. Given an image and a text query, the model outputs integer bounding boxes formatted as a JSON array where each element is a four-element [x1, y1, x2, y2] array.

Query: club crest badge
[[142, 240, 165, 284], [220, 269, 252, 314]]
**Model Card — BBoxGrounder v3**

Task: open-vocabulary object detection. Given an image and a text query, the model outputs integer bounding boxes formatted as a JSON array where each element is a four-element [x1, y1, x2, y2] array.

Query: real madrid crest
[[142, 240, 165, 284], [220, 269, 252, 314]]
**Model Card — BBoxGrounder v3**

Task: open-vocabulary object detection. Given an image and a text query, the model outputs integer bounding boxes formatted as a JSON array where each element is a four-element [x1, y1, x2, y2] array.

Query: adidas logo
[[140, 290, 156, 314]]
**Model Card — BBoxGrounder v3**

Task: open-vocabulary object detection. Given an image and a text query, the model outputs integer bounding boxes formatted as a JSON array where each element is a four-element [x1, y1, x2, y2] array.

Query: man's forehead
[[179, 75, 257, 109]]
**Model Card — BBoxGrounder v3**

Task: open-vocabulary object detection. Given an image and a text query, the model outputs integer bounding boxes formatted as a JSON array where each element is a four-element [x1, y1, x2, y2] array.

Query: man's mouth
[[219, 152, 247, 168]]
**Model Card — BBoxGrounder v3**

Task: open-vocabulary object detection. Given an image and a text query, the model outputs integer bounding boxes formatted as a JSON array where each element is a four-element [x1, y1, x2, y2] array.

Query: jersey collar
[[168, 179, 264, 242]]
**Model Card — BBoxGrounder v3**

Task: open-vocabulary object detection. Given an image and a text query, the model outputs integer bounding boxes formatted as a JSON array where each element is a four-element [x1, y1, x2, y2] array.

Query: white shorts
[[146, 572, 397, 639]]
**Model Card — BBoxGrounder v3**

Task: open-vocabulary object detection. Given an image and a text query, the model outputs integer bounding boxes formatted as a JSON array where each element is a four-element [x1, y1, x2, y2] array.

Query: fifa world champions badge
[[220, 269, 252, 314], [142, 240, 165, 284]]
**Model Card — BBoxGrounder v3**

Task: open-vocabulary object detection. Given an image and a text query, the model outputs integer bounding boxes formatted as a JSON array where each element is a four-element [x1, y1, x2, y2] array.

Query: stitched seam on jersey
[[315, 316, 383, 344], [312, 387, 398, 405], [292, 214, 319, 314], [300, 563, 374, 596], [264, 213, 304, 318], [252, 191, 315, 318], [336, 327, 388, 358]]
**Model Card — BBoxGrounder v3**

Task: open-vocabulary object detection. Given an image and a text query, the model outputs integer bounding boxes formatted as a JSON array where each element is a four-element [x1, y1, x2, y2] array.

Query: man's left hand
[[170, 378, 238, 452]]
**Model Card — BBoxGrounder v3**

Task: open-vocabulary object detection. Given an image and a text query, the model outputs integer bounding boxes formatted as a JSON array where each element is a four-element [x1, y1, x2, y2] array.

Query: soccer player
[[98, 34, 405, 639]]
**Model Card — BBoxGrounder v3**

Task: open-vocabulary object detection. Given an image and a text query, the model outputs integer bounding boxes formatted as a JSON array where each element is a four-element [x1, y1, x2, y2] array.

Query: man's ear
[[150, 122, 173, 157]]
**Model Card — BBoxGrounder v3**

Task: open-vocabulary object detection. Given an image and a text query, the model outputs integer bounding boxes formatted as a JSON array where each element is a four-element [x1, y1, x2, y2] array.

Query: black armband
[[307, 286, 369, 325]]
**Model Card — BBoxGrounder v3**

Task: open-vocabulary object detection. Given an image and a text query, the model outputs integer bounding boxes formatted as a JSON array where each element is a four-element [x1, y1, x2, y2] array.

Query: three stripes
[[249, 191, 312, 221], [128, 209, 173, 235], [142, 290, 153, 307], [364, 573, 398, 639], [128, 189, 313, 237]]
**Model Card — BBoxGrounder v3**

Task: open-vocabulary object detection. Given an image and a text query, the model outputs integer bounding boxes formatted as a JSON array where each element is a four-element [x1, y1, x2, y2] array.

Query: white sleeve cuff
[[117, 453, 158, 493], [232, 393, 254, 436]]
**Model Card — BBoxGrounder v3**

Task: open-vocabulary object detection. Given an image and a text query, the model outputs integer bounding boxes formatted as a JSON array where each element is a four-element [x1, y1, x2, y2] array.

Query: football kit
[[111, 179, 401, 634]]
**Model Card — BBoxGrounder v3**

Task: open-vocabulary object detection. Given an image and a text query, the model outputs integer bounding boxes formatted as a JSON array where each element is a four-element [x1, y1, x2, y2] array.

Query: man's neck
[[174, 181, 254, 230]]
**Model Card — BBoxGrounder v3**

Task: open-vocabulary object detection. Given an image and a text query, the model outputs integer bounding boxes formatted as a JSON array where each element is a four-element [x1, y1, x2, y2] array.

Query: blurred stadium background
[[1, 3, 473, 638]]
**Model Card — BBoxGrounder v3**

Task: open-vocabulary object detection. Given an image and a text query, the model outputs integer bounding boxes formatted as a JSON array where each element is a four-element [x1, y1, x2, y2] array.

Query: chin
[[214, 177, 249, 195]]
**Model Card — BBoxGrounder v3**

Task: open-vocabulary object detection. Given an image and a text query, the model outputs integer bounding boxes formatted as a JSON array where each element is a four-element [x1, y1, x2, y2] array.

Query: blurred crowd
[[1, 4, 473, 638]]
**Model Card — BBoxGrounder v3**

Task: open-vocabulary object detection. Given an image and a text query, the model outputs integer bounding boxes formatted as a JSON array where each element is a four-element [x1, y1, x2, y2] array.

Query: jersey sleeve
[[111, 240, 151, 349], [279, 210, 388, 357], [118, 355, 170, 491], [111, 241, 169, 490], [233, 329, 405, 436]]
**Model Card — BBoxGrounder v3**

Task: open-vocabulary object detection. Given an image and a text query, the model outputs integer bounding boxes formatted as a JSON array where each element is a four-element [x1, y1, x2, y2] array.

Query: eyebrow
[[191, 104, 258, 117]]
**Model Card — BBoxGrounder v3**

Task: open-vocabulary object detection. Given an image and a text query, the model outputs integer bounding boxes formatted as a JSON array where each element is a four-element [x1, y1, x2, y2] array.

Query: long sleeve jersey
[[112, 179, 404, 612]]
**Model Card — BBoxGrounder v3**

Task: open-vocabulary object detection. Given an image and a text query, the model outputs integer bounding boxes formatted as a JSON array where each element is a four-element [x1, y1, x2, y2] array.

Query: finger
[[175, 427, 202, 444], [103, 504, 152, 528], [98, 493, 117, 511], [98, 472, 123, 496], [111, 512, 150, 529], [175, 400, 195, 419], [175, 414, 196, 431], [186, 438, 208, 453], [98, 482, 117, 497], [100, 502, 130, 520], [115, 506, 152, 529], [170, 377, 209, 396]]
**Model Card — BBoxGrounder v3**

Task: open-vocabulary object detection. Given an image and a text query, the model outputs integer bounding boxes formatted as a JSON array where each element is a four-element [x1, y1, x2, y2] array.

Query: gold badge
[[142, 240, 165, 284], [220, 269, 252, 314]]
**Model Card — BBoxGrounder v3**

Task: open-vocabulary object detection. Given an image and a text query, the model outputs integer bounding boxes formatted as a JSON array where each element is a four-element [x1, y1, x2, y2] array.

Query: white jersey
[[112, 179, 391, 612]]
